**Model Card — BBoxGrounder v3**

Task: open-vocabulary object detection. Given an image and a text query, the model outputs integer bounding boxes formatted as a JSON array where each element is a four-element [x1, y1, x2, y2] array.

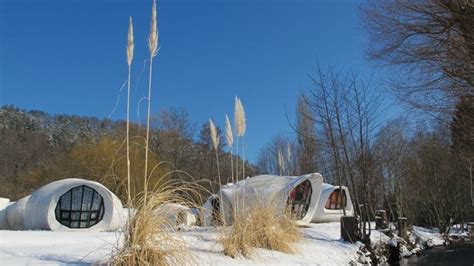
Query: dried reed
[[209, 119, 225, 223], [112, 181, 198, 265], [144, 0, 159, 205], [225, 114, 234, 183], [126, 16, 134, 207]]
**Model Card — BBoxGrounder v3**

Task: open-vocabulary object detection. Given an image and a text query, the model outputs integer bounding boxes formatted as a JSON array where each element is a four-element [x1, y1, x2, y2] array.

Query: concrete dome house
[[0, 179, 125, 231]]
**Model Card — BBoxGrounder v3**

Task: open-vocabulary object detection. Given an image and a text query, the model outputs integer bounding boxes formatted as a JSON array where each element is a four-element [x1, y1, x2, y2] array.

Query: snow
[[0, 222, 452, 265], [0, 222, 362, 265], [411, 226, 445, 247], [0, 230, 122, 265]]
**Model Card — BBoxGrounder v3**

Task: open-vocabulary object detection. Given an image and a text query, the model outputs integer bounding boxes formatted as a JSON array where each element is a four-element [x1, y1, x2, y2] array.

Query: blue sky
[[0, 0, 396, 162]]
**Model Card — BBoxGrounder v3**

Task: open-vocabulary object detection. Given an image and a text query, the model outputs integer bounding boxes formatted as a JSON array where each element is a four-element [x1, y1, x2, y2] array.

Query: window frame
[[324, 188, 347, 210], [54, 185, 105, 229]]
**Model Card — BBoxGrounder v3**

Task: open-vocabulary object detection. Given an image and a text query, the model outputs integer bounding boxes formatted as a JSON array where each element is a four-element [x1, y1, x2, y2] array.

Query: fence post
[[375, 210, 388, 230], [398, 217, 408, 240]]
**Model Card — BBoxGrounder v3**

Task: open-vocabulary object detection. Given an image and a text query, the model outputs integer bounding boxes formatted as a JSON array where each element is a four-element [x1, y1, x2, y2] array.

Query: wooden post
[[341, 216, 359, 243], [468, 222, 474, 240], [375, 210, 387, 230], [398, 217, 408, 240]]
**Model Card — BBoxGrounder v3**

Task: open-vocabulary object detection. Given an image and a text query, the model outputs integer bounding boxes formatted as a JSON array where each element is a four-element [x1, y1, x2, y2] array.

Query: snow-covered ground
[[1, 223, 362, 265], [0, 222, 451, 265]]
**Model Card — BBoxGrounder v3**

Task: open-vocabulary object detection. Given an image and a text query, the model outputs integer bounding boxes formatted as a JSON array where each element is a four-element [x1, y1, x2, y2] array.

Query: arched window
[[325, 189, 346, 210], [287, 180, 312, 220], [54, 185, 105, 229]]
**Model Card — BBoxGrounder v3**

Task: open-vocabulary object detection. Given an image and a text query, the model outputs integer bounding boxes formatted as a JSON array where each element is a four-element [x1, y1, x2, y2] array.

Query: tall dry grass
[[143, 0, 159, 205], [112, 181, 199, 265], [126, 16, 134, 207], [233, 96, 246, 181], [221, 203, 301, 258], [224, 114, 234, 183], [112, 2, 201, 265]]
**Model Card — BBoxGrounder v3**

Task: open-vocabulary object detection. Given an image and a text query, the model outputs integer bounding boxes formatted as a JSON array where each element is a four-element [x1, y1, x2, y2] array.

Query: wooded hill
[[0, 105, 256, 203]]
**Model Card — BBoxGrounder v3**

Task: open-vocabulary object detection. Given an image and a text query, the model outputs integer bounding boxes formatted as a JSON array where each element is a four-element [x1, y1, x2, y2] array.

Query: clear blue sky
[[0, 0, 396, 163]]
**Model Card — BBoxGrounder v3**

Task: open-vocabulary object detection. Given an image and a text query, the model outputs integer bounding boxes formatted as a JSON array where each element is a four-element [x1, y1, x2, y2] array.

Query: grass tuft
[[112, 182, 198, 265], [221, 203, 301, 258]]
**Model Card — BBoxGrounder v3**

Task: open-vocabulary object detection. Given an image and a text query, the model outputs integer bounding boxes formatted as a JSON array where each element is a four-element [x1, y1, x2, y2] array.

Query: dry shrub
[[221, 203, 301, 258], [112, 179, 201, 265]]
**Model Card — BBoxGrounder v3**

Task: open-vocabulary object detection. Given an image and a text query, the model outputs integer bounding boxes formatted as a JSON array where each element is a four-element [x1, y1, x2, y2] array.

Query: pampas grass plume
[[148, 0, 158, 57], [209, 119, 219, 150], [235, 97, 246, 137], [127, 17, 134, 66], [225, 114, 233, 148]]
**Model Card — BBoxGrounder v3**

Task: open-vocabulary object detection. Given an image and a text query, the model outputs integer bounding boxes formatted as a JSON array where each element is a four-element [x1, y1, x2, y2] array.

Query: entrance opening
[[54, 185, 105, 228], [287, 180, 312, 220]]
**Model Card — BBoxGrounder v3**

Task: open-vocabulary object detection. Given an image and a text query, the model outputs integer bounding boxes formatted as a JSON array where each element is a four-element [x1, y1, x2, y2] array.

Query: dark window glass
[[286, 180, 313, 220], [324, 189, 347, 210], [55, 185, 105, 229]]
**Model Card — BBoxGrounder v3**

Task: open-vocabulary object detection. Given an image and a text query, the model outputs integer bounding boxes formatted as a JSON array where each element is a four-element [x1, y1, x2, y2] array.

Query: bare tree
[[373, 119, 410, 220], [362, 0, 474, 114], [256, 134, 298, 176], [451, 95, 474, 207], [302, 65, 382, 243], [295, 96, 319, 174]]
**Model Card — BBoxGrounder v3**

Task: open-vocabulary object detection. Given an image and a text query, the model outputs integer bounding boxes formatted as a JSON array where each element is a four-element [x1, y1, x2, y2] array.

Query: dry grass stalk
[[225, 114, 234, 183], [233, 97, 246, 180], [112, 182, 197, 266], [221, 203, 301, 258], [238, 98, 246, 179], [209, 119, 225, 223], [144, 0, 159, 205], [126, 16, 134, 207], [234, 97, 240, 183]]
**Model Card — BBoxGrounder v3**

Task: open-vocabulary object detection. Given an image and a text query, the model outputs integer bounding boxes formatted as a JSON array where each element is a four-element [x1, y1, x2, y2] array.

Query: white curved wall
[[3, 178, 125, 231], [0, 197, 11, 229], [311, 183, 354, 223]]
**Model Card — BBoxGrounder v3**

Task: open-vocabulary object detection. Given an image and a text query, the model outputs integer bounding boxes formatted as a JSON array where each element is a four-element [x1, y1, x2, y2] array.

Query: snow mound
[[411, 226, 445, 247]]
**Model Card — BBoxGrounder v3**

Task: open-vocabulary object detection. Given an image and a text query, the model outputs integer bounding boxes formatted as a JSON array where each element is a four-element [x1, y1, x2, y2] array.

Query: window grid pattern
[[287, 180, 313, 220], [54, 185, 105, 229], [325, 189, 347, 210]]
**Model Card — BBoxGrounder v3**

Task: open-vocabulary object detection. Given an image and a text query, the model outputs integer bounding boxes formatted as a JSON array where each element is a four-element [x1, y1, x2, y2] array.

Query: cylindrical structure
[[4, 178, 125, 231], [204, 173, 324, 226]]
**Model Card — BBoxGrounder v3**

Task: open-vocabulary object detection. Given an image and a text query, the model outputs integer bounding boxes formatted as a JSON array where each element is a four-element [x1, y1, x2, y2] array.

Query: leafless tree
[[302, 65, 382, 243], [295, 96, 319, 174], [362, 0, 474, 115]]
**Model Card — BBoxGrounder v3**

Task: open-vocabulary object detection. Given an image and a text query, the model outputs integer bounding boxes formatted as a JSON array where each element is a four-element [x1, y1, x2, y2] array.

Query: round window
[[54, 185, 105, 229]]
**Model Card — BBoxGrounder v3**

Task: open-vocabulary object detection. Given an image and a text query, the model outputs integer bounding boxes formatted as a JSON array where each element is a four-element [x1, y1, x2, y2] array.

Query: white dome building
[[203, 173, 324, 226], [0, 178, 125, 231]]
